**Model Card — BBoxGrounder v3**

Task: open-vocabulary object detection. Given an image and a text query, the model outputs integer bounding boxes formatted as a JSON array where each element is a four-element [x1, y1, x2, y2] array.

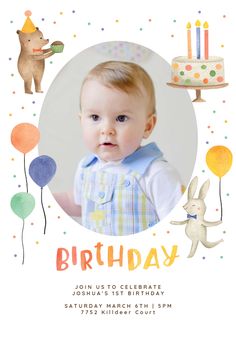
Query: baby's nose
[[101, 124, 115, 135]]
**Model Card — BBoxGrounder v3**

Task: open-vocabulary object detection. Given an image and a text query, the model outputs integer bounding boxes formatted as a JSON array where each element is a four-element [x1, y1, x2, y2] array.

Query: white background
[[0, 0, 235, 343]]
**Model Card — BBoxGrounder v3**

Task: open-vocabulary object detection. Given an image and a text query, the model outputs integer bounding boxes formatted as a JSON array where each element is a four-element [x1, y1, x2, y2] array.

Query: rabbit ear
[[198, 179, 210, 199], [188, 176, 198, 200]]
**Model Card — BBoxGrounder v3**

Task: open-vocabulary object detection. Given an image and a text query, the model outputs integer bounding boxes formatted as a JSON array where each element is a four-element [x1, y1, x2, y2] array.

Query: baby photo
[[39, 42, 197, 235]]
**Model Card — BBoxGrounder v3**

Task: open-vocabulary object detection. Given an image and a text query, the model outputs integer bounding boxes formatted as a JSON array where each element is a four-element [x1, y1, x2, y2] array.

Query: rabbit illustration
[[170, 176, 223, 258]]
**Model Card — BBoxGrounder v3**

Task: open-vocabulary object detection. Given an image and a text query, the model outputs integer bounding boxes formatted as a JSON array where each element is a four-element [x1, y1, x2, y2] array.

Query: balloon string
[[21, 219, 25, 265], [23, 154, 29, 193], [219, 177, 223, 221], [41, 187, 47, 234]]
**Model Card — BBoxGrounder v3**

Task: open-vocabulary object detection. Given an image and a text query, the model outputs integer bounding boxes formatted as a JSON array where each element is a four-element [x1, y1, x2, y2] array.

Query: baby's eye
[[116, 115, 128, 122], [90, 114, 100, 121]]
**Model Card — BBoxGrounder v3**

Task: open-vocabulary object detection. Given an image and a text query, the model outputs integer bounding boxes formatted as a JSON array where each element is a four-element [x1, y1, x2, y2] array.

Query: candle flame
[[203, 21, 209, 29], [195, 20, 201, 27], [186, 22, 191, 29]]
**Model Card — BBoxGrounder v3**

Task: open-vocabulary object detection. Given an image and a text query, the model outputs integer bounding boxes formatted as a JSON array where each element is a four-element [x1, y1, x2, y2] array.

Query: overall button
[[98, 191, 105, 199], [124, 179, 130, 187]]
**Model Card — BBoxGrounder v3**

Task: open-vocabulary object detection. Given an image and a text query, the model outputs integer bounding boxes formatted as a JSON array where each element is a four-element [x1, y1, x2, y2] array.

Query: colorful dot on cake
[[172, 63, 179, 69], [203, 78, 208, 84], [216, 64, 222, 70], [217, 76, 224, 82], [210, 70, 216, 77], [184, 79, 191, 84], [185, 65, 192, 71], [180, 71, 184, 76], [173, 76, 179, 82], [194, 73, 200, 79]]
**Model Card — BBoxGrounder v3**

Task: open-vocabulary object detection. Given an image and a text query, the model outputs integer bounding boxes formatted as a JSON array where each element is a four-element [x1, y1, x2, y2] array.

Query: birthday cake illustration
[[168, 20, 227, 101]]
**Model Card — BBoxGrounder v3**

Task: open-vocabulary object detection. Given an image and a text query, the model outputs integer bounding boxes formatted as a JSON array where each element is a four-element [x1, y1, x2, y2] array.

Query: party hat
[[21, 10, 37, 33]]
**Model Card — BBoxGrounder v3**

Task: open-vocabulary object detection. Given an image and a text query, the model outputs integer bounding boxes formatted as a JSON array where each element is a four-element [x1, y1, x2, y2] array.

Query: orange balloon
[[206, 145, 233, 177], [11, 123, 40, 154]]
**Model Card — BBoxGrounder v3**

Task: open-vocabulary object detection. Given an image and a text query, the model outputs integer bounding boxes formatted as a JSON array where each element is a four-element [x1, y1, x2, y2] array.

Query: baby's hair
[[81, 60, 156, 114]]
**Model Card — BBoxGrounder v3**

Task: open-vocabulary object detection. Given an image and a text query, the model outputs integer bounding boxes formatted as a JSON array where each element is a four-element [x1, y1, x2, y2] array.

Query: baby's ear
[[143, 114, 156, 139]]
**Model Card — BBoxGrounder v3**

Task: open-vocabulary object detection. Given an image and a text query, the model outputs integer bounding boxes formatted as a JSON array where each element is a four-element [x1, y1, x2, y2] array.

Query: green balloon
[[11, 192, 35, 220]]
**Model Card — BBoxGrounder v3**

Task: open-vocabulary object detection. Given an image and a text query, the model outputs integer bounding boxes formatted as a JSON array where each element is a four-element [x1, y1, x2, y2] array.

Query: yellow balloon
[[206, 146, 233, 177]]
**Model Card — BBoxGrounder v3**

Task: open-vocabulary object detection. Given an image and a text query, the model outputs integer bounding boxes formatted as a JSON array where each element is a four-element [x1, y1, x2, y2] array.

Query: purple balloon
[[29, 155, 57, 187]]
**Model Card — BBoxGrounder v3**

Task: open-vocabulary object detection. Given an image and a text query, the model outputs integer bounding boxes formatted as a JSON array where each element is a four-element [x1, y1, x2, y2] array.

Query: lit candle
[[186, 22, 192, 59], [204, 21, 209, 59], [195, 20, 201, 59]]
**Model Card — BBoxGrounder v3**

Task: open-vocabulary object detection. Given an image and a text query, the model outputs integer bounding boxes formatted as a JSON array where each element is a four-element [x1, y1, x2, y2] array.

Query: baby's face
[[80, 79, 156, 162]]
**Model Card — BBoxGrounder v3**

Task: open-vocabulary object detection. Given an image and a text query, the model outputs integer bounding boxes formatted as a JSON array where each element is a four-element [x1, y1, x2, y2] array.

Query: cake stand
[[166, 83, 228, 102]]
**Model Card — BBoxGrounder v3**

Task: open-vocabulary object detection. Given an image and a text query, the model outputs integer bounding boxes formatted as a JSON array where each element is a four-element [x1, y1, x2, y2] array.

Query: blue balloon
[[29, 155, 57, 187]]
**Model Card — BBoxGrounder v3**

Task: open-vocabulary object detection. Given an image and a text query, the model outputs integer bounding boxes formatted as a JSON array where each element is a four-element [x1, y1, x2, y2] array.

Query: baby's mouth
[[100, 142, 117, 147]]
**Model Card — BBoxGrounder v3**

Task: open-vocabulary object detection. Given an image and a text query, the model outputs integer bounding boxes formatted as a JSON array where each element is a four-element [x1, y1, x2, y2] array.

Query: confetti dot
[[220, 256, 223, 259], [63, 232, 67, 235], [10, 20, 13, 24], [198, 10, 201, 14], [223, 230, 226, 234], [224, 120, 228, 123], [73, 34, 77, 38], [18, 184, 21, 188], [139, 28, 143, 31], [9, 113, 12, 117], [48, 205, 51, 208], [31, 223, 34, 226], [9, 57, 12, 61], [53, 21, 56, 24], [11, 157, 15, 161], [224, 136, 228, 139], [152, 232, 156, 236], [115, 19, 119, 23], [60, 12, 63, 15], [13, 235, 16, 239], [171, 34, 174, 38], [21, 106, 24, 110], [221, 44, 224, 48], [11, 73, 14, 77], [203, 78, 208, 84], [222, 100, 226, 103], [42, 18, 45, 21], [58, 216, 61, 219], [148, 19, 152, 22], [32, 101, 35, 104], [211, 131, 214, 134], [13, 174, 16, 178], [36, 241, 39, 245], [173, 19, 176, 23], [166, 231, 170, 234], [50, 61, 53, 64], [213, 110, 216, 113], [101, 27, 104, 31], [206, 141, 209, 144], [72, 10, 76, 13], [202, 256, 205, 260], [202, 169, 205, 173], [207, 125, 211, 128], [14, 254, 17, 258], [33, 113, 36, 117], [226, 193, 229, 196], [215, 208, 219, 212], [88, 22, 91, 25]]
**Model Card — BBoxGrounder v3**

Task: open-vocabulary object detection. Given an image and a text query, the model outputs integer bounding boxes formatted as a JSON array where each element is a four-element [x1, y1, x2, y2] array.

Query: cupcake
[[50, 41, 64, 53]]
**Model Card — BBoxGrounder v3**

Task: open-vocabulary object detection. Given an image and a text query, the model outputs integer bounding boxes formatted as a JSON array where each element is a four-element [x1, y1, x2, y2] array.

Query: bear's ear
[[36, 27, 39, 30], [16, 30, 20, 34]]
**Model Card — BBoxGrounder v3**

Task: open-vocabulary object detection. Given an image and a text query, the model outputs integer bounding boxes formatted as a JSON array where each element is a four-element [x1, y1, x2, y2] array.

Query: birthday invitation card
[[0, 0, 235, 343]]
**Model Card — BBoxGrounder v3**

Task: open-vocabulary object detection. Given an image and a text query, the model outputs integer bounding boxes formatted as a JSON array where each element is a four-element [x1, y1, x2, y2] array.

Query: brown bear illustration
[[17, 28, 55, 94], [17, 11, 63, 94]]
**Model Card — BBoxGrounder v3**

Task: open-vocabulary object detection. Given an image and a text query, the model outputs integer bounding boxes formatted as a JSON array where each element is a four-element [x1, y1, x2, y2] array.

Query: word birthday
[[56, 242, 179, 271]]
